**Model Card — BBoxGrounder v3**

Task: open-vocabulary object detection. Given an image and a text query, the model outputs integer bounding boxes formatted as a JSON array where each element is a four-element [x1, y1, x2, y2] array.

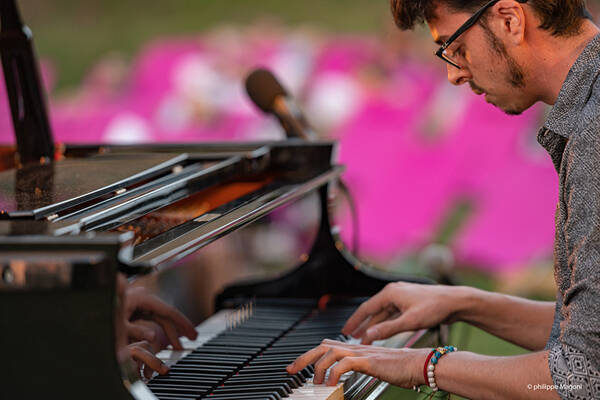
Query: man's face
[[428, 3, 535, 115]]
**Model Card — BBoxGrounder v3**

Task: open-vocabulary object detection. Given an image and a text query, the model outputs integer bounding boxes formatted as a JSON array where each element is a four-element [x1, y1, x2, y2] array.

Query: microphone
[[245, 68, 317, 140]]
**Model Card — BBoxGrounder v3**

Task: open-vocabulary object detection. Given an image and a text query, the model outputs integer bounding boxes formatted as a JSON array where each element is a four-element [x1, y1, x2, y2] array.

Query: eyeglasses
[[435, 0, 527, 69]]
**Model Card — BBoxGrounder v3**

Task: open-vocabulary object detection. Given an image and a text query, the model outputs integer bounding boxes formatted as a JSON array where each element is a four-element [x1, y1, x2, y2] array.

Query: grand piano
[[0, 1, 443, 399]]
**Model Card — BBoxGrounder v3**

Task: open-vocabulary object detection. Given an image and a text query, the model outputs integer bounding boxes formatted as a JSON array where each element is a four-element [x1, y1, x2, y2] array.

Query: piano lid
[[0, 141, 342, 272], [0, 152, 192, 219]]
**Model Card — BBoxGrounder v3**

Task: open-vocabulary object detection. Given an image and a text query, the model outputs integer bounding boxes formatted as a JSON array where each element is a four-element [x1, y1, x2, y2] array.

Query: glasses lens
[[441, 50, 460, 69]]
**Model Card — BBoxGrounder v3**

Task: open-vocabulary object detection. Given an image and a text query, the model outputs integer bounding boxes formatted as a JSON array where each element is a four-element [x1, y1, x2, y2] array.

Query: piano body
[[0, 1, 443, 399]]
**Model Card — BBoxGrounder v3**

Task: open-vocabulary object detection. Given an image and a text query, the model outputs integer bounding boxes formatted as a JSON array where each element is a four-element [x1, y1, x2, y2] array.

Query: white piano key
[[146, 308, 422, 400], [287, 378, 344, 400], [287, 331, 417, 400], [128, 380, 159, 400]]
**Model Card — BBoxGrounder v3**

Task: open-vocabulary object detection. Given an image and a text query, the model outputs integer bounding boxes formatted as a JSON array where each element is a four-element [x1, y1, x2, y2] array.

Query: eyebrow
[[434, 35, 449, 45]]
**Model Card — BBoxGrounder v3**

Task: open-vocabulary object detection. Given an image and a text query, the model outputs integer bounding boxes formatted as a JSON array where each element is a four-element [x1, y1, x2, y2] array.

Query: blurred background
[[6, 1, 600, 395]]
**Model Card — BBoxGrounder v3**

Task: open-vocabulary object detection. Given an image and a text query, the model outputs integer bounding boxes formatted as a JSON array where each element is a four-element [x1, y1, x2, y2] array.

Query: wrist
[[449, 285, 483, 323], [412, 348, 433, 386]]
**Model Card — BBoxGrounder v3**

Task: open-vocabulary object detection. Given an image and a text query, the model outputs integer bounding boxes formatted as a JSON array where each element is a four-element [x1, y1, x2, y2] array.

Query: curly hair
[[390, 0, 589, 36]]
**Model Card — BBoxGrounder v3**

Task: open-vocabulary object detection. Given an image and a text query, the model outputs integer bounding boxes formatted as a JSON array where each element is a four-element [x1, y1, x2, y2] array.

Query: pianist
[[288, 0, 600, 398]]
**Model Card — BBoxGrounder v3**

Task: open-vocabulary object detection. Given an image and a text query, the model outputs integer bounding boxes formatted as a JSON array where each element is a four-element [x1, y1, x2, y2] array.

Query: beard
[[472, 23, 528, 115], [470, 80, 524, 115], [480, 22, 525, 88]]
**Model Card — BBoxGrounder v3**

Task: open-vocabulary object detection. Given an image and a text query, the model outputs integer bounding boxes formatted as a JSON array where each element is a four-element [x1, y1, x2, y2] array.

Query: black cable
[[336, 178, 359, 254]]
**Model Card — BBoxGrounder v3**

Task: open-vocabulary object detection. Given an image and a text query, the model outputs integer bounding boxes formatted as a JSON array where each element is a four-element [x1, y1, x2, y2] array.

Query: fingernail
[[144, 331, 155, 341], [366, 327, 378, 340]]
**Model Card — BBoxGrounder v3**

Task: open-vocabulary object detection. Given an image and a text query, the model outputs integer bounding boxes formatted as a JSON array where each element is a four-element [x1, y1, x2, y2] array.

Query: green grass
[[16, 0, 600, 92], [18, 0, 393, 91]]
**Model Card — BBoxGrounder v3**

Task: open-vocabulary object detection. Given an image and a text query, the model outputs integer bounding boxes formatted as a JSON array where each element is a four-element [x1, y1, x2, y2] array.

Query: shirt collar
[[544, 33, 600, 138]]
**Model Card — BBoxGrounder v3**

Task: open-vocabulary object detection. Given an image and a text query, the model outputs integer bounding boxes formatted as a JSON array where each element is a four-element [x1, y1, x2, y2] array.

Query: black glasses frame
[[435, 0, 527, 69]]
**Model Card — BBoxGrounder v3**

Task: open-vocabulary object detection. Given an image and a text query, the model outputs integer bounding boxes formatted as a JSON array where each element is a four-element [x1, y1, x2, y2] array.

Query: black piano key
[[228, 371, 305, 384], [151, 377, 220, 386], [218, 331, 284, 338], [249, 356, 297, 364], [151, 381, 220, 392], [222, 380, 293, 392], [283, 329, 343, 336], [246, 358, 294, 364], [203, 394, 279, 400], [248, 359, 296, 366], [225, 376, 300, 389], [156, 372, 225, 381], [146, 303, 363, 400], [238, 365, 291, 373], [168, 366, 234, 375], [262, 345, 320, 353], [175, 360, 243, 369], [210, 383, 289, 396], [243, 362, 296, 370], [147, 384, 209, 397], [183, 354, 250, 362], [237, 366, 312, 380], [176, 358, 244, 367], [204, 341, 271, 349], [190, 347, 259, 356]]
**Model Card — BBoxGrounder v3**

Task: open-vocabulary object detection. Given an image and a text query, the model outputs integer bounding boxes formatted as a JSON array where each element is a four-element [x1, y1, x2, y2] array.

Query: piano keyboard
[[143, 300, 419, 400]]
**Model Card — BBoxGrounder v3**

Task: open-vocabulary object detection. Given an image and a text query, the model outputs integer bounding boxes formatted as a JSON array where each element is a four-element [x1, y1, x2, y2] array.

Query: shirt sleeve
[[548, 345, 600, 398], [549, 125, 600, 399]]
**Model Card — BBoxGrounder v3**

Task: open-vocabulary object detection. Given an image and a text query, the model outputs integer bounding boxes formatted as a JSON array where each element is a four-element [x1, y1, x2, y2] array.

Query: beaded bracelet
[[424, 346, 457, 392]]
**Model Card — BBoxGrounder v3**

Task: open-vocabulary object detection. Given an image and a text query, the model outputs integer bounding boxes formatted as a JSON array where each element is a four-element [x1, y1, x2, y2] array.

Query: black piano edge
[[216, 185, 434, 310]]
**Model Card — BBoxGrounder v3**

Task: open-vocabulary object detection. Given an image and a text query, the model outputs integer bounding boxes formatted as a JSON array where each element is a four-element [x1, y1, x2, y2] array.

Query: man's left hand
[[286, 339, 428, 388]]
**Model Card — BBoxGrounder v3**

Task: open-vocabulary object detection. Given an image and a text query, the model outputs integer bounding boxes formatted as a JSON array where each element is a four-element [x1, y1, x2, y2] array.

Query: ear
[[491, 0, 526, 46]]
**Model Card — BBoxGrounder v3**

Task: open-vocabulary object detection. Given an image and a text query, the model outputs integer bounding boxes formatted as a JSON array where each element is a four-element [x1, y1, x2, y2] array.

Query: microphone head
[[245, 68, 288, 114]]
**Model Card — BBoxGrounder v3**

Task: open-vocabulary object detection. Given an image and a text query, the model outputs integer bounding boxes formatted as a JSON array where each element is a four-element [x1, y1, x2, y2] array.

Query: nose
[[447, 63, 471, 86]]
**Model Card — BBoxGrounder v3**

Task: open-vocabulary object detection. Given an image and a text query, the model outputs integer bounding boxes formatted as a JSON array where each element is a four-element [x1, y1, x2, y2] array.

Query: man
[[287, 0, 600, 398]]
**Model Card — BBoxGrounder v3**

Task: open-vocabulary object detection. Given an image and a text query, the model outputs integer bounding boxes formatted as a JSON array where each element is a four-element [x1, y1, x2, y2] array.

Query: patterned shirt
[[540, 33, 600, 399]]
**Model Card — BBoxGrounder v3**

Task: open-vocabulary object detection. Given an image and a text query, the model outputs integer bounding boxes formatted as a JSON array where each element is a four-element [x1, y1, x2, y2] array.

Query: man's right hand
[[342, 282, 468, 344], [124, 286, 197, 350]]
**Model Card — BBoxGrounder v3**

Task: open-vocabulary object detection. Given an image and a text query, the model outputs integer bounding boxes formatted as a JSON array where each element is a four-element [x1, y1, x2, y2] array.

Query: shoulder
[[578, 72, 600, 132]]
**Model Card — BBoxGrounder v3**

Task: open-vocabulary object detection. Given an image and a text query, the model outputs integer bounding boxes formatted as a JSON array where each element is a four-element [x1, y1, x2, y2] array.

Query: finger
[[351, 307, 397, 339], [286, 344, 331, 374], [342, 291, 390, 336], [131, 294, 197, 340], [116, 274, 128, 299], [126, 322, 156, 343], [327, 357, 365, 386], [313, 347, 352, 384], [129, 342, 169, 376], [362, 311, 417, 344], [156, 315, 184, 350], [143, 362, 154, 380]]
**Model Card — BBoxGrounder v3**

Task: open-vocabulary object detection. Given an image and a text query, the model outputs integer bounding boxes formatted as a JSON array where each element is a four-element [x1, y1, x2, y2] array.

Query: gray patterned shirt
[[540, 33, 600, 399]]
